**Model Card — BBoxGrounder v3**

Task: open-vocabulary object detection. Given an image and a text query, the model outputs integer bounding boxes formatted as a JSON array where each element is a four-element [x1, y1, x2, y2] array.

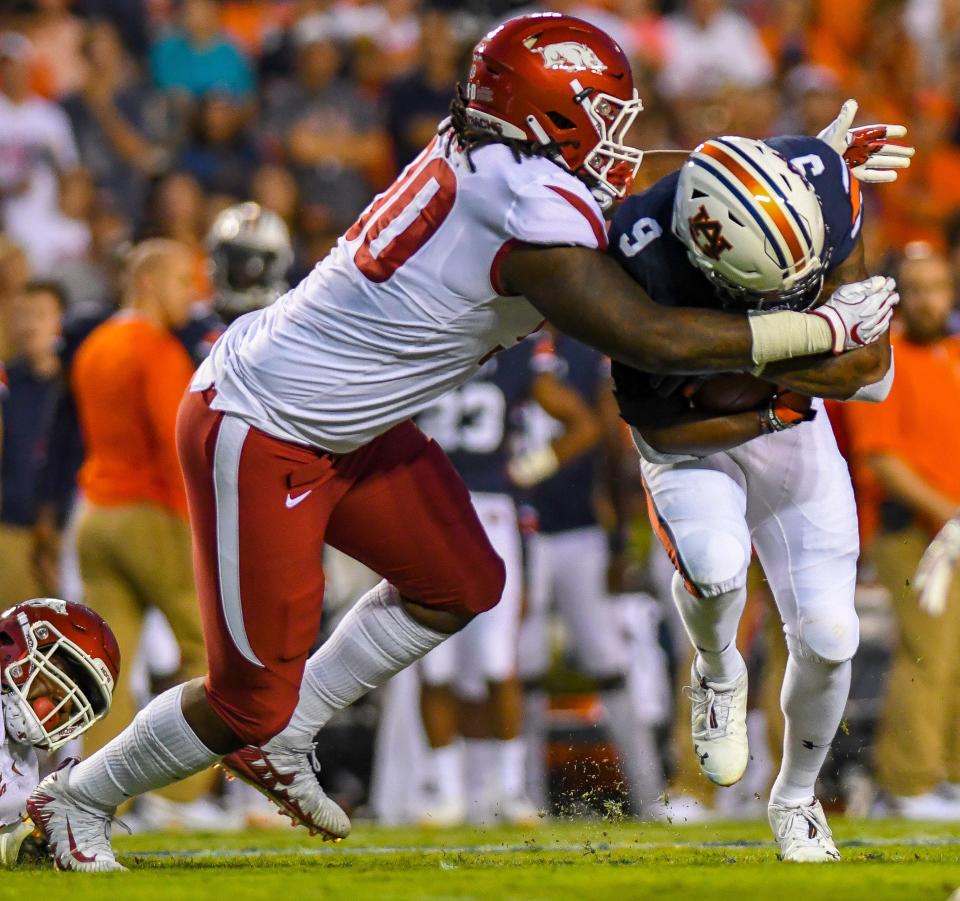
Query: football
[[691, 373, 777, 413]]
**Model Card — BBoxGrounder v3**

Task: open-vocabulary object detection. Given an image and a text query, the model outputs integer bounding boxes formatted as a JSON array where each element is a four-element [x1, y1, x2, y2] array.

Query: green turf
[[3, 819, 958, 900]]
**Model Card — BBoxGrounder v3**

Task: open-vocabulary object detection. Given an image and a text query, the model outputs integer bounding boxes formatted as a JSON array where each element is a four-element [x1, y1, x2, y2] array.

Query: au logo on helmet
[[688, 205, 733, 261], [529, 41, 608, 74]]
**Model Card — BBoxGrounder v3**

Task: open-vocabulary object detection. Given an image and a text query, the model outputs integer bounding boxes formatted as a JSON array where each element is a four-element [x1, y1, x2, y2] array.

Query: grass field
[[3, 818, 959, 900]]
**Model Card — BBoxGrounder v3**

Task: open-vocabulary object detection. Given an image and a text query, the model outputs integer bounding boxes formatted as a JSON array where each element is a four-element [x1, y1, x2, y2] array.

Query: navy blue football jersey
[[527, 336, 607, 534], [417, 339, 535, 494], [607, 135, 863, 427]]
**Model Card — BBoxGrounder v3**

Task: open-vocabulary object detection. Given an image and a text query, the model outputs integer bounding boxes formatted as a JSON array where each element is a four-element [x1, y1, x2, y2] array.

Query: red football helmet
[[0, 599, 120, 751], [464, 13, 643, 206]]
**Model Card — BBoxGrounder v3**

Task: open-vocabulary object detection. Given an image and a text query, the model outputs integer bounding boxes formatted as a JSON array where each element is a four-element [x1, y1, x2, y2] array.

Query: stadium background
[[0, 0, 958, 833]]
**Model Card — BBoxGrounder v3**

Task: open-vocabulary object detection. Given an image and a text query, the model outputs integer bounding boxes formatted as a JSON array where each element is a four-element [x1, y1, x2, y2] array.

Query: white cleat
[[221, 742, 351, 840], [686, 661, 748, 787], [26, 762, 126, 872], [496, 794, 542, 825], [769, 798, 840, 862], [891, 790, 960, 821], [0, 818, 49, 867]]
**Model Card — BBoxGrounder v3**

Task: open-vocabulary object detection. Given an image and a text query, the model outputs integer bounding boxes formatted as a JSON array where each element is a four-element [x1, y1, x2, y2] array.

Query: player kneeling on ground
[[609, 135, 899, 861], [0, 599, 119, 868]]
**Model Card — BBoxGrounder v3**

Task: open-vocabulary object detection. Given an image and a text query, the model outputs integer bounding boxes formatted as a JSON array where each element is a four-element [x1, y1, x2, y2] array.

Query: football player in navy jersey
[[414, 342, 539, 825], [607, 134, 899, 861], [515, 331, 665, 815]]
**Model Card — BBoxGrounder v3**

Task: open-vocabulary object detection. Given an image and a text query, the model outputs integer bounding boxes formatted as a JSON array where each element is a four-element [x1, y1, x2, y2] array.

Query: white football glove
[[507, 446, 559, 488], [811, 275, 899, 354], [914, 516, 960, 616], [817, 99, 915, 184]]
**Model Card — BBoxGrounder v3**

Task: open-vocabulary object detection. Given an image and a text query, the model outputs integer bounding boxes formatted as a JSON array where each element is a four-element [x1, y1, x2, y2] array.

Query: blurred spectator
[[0, 280, 64, 607], [758, 0, 849, 82], [20, 0, 87, 99], [74, 0, 151, 58], [175, 91, 259, 197], [142, 171, 213, 298], [845, 245, 960, 819], [0, 31, 80, 274], [0, 238, 31, 360], [264, 23, 388, 228], [150, 0, 255, 99], [384, 10, 462, 170], [658, 0, 773, 99], [62, 19, 169, 224], [780, 64, 844, 135], [72, 238, 215, 809], [879, 92, 960, 249]]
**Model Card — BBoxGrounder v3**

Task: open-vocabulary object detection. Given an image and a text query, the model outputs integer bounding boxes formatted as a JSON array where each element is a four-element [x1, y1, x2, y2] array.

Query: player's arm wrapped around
[[612, 363, 813, 459]]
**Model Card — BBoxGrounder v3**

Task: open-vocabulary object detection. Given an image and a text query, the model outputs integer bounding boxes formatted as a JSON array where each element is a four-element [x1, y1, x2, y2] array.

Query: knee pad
[[793, 608, 860, 664], [676, 529, 749, 598]]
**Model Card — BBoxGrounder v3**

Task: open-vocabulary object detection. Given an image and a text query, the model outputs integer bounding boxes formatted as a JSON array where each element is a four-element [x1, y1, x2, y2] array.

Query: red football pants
[[176, 388, 505, 744]]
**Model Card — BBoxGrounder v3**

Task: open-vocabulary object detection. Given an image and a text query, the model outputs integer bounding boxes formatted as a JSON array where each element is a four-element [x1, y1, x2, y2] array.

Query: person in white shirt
[[659, 0, 773, 99]]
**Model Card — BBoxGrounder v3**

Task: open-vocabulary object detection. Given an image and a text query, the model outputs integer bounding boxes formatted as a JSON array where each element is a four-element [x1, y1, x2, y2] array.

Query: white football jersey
[[193, 136, 608, 453], [0, 727, 39, 828]]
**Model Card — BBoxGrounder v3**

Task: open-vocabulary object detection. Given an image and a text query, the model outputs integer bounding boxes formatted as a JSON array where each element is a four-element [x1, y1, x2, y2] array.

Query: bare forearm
[[761, 334, 890, 399], [868, 453, 958, 527], [641, 409, 764, 457], [507, 246, 756, 373]]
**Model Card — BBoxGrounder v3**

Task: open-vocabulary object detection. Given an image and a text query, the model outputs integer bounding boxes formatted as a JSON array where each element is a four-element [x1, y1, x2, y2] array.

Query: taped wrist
[[748, 310, 834, 366]]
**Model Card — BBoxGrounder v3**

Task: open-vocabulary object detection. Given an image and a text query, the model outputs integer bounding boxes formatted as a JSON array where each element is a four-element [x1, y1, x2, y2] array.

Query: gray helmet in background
[[207, 202, 294, 322]]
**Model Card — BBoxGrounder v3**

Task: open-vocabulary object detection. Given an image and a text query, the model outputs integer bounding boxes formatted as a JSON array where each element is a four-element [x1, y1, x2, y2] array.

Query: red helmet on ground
[[464, 12, 644, 206], [0, 598, 120, 751]]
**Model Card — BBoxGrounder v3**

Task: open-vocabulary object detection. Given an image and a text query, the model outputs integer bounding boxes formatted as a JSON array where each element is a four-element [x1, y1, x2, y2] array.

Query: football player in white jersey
[[0, 599, 118, 867], [28, 14, 902, 870]]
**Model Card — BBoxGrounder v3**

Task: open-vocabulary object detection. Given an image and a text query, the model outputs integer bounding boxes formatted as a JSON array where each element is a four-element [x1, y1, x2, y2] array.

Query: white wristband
[[847, 350, 895, 403], [507, 446, 560, 488], [748, 310, 834, 366]]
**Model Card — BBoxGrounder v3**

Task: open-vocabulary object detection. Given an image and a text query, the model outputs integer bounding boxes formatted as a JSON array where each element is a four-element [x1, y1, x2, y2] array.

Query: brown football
[[691, 373, 777, 413]]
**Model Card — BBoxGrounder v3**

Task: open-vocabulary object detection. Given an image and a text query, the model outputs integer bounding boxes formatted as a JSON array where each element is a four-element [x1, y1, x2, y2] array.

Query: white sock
[[269, 581, 448, 751], [497, 737, 527, 799], [464, 738, 495, 814], [672, 574, 747, 685], [601, 685, 664, 807], [429, 740, 465, 805], [70, 685, 219, 813], [522, 690, 548, 807], [770, 642, 851, 807]]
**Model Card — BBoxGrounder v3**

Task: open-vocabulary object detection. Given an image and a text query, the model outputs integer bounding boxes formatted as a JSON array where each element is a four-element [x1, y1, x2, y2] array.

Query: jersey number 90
[[346, 156, 457, 283]]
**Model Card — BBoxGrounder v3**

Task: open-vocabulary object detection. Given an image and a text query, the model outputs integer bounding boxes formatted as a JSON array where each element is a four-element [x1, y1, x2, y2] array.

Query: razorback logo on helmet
[[688, 206, 733, 261], [529, 41, 607, 74]]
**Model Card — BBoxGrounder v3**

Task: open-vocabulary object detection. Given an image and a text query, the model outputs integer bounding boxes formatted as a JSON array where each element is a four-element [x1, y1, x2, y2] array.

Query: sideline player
[[516, 331, 665, 813], [29, 15, 901, 870], [609, 135, 896, 860], [414, 340, 536, 825], [0, 599, 119, 867]]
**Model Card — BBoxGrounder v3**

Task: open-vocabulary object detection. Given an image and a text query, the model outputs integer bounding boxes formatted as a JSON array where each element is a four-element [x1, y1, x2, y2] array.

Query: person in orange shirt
[[845, 243, 960, 819], [71, 238, 215, 815]]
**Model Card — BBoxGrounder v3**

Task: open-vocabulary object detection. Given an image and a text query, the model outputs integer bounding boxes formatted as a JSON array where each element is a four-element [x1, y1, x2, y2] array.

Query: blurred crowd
[[1, 0, 959, 829]]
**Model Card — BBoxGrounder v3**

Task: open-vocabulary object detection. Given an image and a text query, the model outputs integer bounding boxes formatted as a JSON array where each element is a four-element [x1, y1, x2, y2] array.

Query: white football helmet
[[672, 136, 828, 311], [207, 203, 294, 321]]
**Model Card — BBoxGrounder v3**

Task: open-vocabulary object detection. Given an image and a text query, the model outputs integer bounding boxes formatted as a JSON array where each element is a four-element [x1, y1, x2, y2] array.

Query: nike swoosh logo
[[285, 491, 312, 509], [66, 816, 97, 864]]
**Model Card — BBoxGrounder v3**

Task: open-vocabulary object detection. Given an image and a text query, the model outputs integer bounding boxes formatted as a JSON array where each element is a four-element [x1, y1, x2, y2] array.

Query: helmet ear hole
[[546, 111, 576, 130]]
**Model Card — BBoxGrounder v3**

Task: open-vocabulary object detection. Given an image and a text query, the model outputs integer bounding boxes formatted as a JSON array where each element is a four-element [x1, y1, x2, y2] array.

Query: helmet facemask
[[576, 86, 644, 209], [2, 615, 110, 751]]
